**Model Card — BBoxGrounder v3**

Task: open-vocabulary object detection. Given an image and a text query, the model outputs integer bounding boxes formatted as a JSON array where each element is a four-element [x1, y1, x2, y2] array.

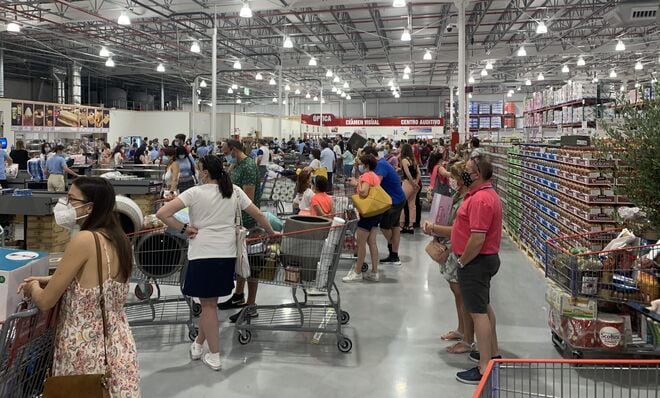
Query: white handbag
[[234, 194, 250, 278]]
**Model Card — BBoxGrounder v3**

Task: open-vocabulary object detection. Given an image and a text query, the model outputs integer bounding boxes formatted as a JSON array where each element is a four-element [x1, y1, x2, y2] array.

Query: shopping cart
[[0, 301, 60, 398], [545, 229, 659, 305], [124, 227, 199, 341], [234, 223, 353, 353], [474, 359, 660, 398], [330, 191, 368, 272]]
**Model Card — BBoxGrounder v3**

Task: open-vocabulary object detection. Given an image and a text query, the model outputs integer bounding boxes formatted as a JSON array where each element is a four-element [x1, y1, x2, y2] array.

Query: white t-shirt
[[258, 145, 271, 166], [309, 158, 321, 170], [298, 188, 314, 211], [320, 147, 335, 170], [333, 145, 342, 157], [178, 184, 252, 260]]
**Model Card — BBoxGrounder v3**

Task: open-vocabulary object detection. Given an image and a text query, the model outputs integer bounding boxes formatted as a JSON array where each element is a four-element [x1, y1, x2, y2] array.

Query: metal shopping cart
[[234, 223, 353, 353], [0, 301, 60, 398], [331, 189, 368, 272], [260, 169, 298, 217], [124, 227, 199, 341], [474, 359, 660, 398]]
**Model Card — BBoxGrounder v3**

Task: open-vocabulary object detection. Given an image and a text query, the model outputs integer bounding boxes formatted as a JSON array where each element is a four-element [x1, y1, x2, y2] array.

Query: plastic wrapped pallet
[[314, 217, 346, 289]]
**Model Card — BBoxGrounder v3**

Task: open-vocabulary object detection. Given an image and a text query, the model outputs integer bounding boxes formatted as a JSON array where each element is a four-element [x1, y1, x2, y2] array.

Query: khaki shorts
[[48, 174, 66, 192]]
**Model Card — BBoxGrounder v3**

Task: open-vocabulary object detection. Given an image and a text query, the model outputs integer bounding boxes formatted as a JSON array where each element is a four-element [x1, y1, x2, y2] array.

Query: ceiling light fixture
[[402, 73, 410, 80], [507, 91, 513, 98], [401, 28, 411, 42], [404, 65, 411, 74], [105, 58, 115, 67], [237, 98, 242, 104], [634, 61, 643, 70], [388, 79, 394, 87], [333, 76, 340, 83], [308, 57, 317, 66], [609, 70, 617, 78], [343, 81, 350, 89], [273, 97, 278, 103], [331, 86, 337, 93], [284, 84, 291, 91], [562, 65, 569, 73], [6, 22, 20, 33], [517, 86, 521, 91], [423, 50, 432, 60], [200, 80, 207, 88], [117, 12, 130, 25], [99, 46, 110, 57], [481, 69, 488, 77], [255, 72, 263, 80], [525, 79, 532, 86], [393, 0, 406, 7], [326, 69, 333, 78], [468, 76, 475, 84], [321, 98, 326, 104], [577, 56, 585, 66], [337, 89, 343, 95], [269, 77, 276, 85], [485, 61, 494, 70], [536, 21, 547, 34], [537, 72, 544, 81], [228, 87, 234, 94], [295, 88, 301, 95], [313, 95, 319, 101], [233, 60, 242, 69], [615, 39, 625, 52], [190, 41, 201, 53], [282, 99, 287, 105], [341, 92, 347, 98], [231, 83, 238, 90], [592, 75, 599, 83], [156, 63, 165, 73], [394, 93, 400, 98], [239, 1, 253, 18], [517, 45, 527, 57], [346, 94, 352, 100], [468, 93, 473, 99], [283, 36, 293, 48], [634, 81, 640, 88], [305, 92, 311, 99]]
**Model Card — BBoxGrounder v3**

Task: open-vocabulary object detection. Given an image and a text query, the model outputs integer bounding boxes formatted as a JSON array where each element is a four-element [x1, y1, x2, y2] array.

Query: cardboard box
[[0, 248, 49, 322], [546, 282, 597, 318]]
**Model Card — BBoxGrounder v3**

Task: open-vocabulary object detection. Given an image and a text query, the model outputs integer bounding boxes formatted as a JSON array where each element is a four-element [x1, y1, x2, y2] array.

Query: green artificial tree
[[600, 82, 660, 237]]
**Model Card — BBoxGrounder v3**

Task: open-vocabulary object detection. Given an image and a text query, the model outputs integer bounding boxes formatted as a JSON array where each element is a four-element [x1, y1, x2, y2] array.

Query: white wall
[[108, 110, 189, 144], [0, 99, 13, 144]]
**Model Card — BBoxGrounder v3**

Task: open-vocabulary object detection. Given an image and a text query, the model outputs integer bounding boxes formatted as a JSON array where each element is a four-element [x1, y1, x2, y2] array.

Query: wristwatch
[[457, 258, 464, 268]]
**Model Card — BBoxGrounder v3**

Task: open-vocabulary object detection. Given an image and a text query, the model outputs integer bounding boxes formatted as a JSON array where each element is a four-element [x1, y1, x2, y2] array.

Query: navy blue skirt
[[182, 258, 235, 298]]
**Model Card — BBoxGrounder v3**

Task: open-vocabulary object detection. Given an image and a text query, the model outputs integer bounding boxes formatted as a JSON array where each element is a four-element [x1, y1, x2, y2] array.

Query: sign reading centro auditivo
[[301, 114, 443, 127]]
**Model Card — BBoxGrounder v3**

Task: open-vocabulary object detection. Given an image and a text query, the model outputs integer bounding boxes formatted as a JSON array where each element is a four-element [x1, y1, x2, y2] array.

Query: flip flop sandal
[[446, 341, 476, 354], [440, 330, 463, 341]]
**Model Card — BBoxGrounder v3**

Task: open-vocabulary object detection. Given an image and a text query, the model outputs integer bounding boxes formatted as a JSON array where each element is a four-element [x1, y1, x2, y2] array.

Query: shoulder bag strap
[[92, 232, 110, 374]]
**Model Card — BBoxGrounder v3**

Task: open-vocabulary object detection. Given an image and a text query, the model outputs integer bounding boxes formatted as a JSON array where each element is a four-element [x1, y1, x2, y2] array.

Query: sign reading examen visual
[[301, 114, 444, 127]]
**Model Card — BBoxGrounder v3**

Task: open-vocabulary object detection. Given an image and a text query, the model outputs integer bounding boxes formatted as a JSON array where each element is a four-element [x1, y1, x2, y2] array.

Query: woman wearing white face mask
[[169, 146, 196, 193], [19, 177, 141, 396], [157, 155, 276, 371]]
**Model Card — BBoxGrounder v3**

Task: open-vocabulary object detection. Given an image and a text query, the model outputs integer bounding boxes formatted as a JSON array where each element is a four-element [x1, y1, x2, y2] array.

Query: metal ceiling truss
[[329, 5, 368, 61]]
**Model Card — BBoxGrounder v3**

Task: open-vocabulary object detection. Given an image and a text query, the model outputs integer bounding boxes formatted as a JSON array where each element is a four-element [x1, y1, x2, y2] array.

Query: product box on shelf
[[0, 248, 50, 322]]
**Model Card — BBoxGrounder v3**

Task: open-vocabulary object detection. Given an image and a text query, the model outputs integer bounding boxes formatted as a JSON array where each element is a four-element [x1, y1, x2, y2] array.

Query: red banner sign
[[301, 114, 443, 127]]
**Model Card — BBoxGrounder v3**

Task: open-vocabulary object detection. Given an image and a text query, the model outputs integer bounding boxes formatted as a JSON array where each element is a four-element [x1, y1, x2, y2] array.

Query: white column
[[278, 62, 283, 138], [450, 85, 454, 127], [191, 81, 197, 137], [160, 80, 165, 111], [211, 23, 217, 140], [456, 0, 466, 143]]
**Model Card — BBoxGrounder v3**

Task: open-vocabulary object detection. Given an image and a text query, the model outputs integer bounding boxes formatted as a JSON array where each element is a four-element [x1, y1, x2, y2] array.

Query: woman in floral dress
[[20, 177, 140, 397]]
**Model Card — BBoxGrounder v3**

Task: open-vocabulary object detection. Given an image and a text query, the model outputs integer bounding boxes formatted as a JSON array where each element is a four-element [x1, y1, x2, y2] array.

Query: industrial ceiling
[[0, 0, 658, 105]]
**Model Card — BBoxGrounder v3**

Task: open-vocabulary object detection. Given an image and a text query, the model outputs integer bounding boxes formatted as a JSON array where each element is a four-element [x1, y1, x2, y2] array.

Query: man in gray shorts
[[432, 151, 503, 384]]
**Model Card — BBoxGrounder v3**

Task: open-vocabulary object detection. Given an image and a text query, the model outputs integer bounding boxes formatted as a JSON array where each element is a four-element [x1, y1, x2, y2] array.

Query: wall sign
[[11, 100, 110, 132], [301, 114, 443, 127]]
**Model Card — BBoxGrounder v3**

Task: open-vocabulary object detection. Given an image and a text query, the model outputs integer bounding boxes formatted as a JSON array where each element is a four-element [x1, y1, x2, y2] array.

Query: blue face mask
[[161, 155, 170, 164], [225, 153, 236, 164]]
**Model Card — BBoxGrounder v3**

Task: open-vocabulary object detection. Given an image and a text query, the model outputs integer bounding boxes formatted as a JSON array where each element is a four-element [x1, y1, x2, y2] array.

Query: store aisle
[[135, 232, 560, 397]]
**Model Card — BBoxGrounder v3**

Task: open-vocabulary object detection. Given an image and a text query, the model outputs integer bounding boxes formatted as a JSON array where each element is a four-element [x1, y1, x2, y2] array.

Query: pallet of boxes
[[25, 215, 70, 252]]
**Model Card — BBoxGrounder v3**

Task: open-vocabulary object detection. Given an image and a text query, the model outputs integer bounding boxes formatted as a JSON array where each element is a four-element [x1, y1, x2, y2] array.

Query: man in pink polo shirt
[[438, 151, 503, 384]]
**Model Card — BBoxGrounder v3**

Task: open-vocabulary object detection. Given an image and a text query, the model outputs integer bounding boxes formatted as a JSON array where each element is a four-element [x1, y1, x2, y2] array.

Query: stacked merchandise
[[24, 215, 70, 252], [482, 144, 522, 243], [504, 102, 517, 128], [483, 144, 632, 266], [545, 229, 660, 357], [523, 82, 600, 135], [469, 101, 516, 132]]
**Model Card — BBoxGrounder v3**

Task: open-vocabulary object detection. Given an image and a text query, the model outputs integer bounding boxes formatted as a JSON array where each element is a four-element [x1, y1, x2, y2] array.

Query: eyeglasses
[[60, 195, 87, 206]]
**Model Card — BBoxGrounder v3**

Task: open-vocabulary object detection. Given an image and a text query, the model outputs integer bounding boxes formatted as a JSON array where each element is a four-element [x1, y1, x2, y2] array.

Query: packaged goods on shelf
[[478, 103, 491, 114], [468, 101, 479, 114], [504, 102, 517, 115], [490, 116, 502, 129], [469, 117, 479, 129], [491, 101, 504, 115], [479, 117, 491, 129], [504, 117, 515, 128]]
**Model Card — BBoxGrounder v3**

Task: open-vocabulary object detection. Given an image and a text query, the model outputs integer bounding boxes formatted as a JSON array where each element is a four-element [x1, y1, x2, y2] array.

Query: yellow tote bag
[[352, 185, 392, 218], [312, 167, 328, 180]]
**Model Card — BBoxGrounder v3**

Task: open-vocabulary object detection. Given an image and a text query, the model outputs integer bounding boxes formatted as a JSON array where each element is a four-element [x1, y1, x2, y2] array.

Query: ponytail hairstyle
[[199, 154, 233, 198]]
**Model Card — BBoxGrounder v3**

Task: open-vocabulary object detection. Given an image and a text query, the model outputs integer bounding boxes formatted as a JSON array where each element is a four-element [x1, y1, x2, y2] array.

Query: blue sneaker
[[456, 367, 482, 384]]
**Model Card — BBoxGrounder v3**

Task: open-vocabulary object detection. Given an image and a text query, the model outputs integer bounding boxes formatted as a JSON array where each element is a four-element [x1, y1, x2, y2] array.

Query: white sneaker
[[307, 288, 326, 296], [190, 342, 203, 360], [342, 270, 363, 283], [364, 271, 379, 282], [202, 352, 222, 371]]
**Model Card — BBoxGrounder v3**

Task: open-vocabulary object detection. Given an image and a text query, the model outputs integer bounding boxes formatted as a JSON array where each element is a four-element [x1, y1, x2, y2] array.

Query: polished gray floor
[[134, 231, 560, 398]]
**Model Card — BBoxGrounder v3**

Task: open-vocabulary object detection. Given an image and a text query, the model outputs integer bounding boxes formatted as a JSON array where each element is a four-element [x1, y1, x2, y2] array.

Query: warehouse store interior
[[0, 0, 659, 397]]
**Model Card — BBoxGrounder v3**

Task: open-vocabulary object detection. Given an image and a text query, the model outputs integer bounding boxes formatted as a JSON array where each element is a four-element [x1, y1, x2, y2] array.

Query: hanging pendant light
[[401, 28, 411, 42], [255, 72, 263, 80], [190, 41, 201, 53], [517, 46, 527, 57], [283, 36, 293, 48], [239, 1, 253, 18]]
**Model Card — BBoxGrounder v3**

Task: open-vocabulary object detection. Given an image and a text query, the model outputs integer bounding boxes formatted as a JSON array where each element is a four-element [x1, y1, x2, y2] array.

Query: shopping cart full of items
[[234, 220, 353, 353]]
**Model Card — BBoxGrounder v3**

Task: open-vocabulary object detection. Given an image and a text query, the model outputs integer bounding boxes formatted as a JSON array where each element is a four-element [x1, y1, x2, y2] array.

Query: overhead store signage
[[10, 100, 110, 133], [301, 114, 443, 127]]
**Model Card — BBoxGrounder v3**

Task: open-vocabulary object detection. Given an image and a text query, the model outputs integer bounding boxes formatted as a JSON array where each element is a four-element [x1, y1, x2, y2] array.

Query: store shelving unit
[[484, 143, 632, 268]]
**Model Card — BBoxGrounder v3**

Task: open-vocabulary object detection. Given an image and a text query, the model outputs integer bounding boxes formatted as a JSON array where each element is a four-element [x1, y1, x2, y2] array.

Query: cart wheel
[[188, 327, 198, 342], [134, 283, 154, 301], [192, 302, 202, 317], [238, 330, 252, 345], [361, 263, 368, 273], [572, 350, 583, 360], [337, 337, 352, 353], [340, 311, 350, 325]]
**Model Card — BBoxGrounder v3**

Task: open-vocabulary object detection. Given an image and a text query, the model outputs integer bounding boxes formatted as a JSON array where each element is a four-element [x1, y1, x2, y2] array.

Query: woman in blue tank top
[[171, 146, 196, 193]]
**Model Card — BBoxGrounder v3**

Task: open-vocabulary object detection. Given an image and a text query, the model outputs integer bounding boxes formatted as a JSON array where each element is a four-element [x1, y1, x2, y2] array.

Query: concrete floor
[[134, 231, 561, 398]]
